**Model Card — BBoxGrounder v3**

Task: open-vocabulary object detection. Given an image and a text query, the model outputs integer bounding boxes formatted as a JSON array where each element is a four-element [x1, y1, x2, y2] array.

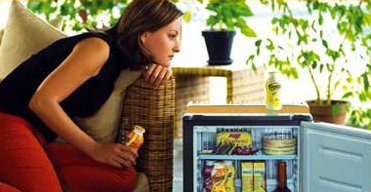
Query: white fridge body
[[182, 114, 371, 192]]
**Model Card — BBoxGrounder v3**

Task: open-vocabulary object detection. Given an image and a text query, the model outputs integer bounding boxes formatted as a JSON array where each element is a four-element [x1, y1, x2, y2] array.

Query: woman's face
[[140, 18, 181, 67]]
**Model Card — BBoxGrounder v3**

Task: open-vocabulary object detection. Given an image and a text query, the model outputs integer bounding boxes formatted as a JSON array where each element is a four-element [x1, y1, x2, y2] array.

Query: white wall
[[0, 1, 11, 29]]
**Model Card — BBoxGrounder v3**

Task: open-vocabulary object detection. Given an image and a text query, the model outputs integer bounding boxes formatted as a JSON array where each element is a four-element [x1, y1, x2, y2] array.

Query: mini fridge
[[182, 105, 371, 192]]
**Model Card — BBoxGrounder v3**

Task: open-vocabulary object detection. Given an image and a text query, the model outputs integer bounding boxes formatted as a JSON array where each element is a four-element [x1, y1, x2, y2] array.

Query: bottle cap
[[134, 125, 145, 133], [214, 161, 225, 168], [268, 71, 279, 78]]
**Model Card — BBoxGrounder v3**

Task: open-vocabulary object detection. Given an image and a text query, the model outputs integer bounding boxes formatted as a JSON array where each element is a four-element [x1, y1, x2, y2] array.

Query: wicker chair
[[121, 77, 175, 192]]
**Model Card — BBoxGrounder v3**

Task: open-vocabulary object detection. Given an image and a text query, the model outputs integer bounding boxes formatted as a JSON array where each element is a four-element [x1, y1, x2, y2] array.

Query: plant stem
[[285, 3, 322, 102], [326, 1, 363, 104], [309, 67, 322, 103], [326, 64, 334, 105]]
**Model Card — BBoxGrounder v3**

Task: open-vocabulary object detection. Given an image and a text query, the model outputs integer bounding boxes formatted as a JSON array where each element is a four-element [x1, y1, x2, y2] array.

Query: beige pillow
[[0, 29, 3, 45], [0, 0, 66, 79], [49, 16, 64, 30], [74, 70, 142, 143]]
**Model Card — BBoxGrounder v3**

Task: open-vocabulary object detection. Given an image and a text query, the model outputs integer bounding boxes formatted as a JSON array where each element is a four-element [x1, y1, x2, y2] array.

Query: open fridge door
[[301, 121, 371, 192]]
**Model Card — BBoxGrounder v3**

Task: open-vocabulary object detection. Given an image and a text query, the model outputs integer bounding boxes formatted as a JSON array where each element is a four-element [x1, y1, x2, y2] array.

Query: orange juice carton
[[241, 162, 254, 192], [253, 161, 266, 192], [211, 161, 228, 192], [125, 125, 145, 152]]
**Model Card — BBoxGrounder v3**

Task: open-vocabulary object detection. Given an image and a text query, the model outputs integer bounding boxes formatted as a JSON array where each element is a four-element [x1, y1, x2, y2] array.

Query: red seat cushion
[[46, 143, 137, 192]]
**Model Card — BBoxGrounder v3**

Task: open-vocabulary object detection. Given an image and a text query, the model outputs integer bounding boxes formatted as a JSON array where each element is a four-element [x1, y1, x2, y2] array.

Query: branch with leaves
[[247, 1, 371, 129], [205, 0, 256, 37]]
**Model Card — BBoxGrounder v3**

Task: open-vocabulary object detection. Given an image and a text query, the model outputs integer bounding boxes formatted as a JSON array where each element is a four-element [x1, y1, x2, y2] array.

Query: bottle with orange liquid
[[211, 161, 228, 192], [125, 125, 145, 152]]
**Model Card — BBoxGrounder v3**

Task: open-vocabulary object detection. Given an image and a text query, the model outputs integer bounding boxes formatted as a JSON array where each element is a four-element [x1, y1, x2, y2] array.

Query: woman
[[0, 0, 182, 191]]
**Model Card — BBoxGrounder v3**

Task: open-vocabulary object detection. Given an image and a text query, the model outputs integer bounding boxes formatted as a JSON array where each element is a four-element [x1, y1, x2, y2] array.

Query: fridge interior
[[193, 125, 300, 192]]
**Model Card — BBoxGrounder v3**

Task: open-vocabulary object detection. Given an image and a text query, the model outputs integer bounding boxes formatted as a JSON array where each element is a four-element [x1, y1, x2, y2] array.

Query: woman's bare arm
[[29, 37, 136, 168]]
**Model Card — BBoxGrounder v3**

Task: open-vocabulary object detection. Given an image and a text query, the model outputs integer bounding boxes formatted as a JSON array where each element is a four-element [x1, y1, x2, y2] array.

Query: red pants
[[0, 182, 21, 192], [0, 113, 136, 192]]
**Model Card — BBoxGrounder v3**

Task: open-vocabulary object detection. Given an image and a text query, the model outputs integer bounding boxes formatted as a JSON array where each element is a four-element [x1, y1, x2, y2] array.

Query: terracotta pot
[[307, 100, 348, 125]]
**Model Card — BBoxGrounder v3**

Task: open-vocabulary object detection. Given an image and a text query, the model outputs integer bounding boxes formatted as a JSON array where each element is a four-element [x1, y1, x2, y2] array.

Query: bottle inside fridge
[[193, 125, 299, 192], [273, 161, 292, 192]]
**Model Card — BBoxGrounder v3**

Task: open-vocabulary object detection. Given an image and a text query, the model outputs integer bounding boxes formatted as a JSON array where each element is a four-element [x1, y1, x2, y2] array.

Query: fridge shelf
[[198, 154, 297, 160]]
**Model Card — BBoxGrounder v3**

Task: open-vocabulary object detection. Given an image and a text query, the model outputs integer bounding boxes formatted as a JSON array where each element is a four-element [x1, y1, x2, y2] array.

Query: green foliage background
[[27, 0, 370, 129], [205, 0, 256, 37], [27, 0, 128, 32], [246, 1, 371, 129]]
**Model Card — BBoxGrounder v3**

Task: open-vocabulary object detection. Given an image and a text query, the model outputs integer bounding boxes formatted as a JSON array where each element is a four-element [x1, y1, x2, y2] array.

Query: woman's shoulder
[[71, 32, 113, 45], [45, 31, 113, 50]]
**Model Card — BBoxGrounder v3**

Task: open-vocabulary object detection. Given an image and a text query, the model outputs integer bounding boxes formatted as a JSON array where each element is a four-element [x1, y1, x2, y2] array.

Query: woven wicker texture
[[228, 67, 264, 104], [121, 77, 175, 192], [175, 75, 209, 137], [173, 66, 264, 104]]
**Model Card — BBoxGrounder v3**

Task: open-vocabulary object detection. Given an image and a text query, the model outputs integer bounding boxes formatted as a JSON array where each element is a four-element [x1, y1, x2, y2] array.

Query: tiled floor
[[173, 138, 183, 191]]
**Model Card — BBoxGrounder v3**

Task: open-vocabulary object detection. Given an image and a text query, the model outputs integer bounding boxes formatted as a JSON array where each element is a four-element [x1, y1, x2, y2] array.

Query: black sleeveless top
[[0, 32, 128, 142]]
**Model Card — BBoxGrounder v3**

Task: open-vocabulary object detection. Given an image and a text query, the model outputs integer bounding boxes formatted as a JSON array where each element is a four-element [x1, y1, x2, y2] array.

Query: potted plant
[[247, 1, 371, 125], [203, 0, 256, 65]]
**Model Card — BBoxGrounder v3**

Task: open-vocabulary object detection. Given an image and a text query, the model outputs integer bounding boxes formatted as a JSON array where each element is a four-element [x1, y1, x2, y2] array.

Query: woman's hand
[[90, 143, 138, 168], [142, 63, 172, 87]]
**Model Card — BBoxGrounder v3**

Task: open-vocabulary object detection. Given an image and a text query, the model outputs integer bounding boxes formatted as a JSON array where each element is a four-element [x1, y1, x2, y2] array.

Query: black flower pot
[[202, 30, 236, 65]]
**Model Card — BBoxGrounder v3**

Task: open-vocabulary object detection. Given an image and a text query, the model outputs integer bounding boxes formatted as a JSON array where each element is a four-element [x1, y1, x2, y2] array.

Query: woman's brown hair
[[106, 0, 183, 69]]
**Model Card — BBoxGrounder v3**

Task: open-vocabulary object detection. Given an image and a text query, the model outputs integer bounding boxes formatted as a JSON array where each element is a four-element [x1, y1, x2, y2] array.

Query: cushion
[[0, 29, 3, 45], [133, 173, 150, 192], [73, 70, 142, 143], [0, 0, 66, 79], [48, 16, 64, 30], [0, 15, 62, 48]]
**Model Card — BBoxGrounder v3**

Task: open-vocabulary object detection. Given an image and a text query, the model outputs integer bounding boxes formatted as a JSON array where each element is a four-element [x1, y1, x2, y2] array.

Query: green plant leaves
[[236, 18, 257, 37], [183, 10, 192, 23], [205, 1, 256, 37], [362, 70, 370, 91], [325, 49, 340, 62], [331, 103, 341, 116]]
